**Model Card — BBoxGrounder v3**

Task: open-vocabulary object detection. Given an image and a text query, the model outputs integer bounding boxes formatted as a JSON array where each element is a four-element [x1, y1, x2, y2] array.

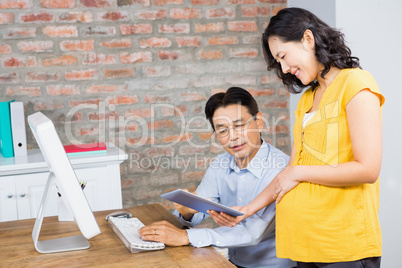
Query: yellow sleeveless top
[[276, 68, 385, 262]]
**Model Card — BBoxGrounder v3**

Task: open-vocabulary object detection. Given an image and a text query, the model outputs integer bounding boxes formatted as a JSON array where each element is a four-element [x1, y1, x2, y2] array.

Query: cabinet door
[[15, 173, 59, 220], [0, 177, 17, 222], [75, 165, 122, 211]]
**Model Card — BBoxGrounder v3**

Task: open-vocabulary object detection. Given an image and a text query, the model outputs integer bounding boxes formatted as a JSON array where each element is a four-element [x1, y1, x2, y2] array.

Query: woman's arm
[[275, 89, 382, 202]]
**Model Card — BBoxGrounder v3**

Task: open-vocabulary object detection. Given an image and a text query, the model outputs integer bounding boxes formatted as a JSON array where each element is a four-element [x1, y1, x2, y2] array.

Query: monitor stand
[[32, 172, 90, 253]]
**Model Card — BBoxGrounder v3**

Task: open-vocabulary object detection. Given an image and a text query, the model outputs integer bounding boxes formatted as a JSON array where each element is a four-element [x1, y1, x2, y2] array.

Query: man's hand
[[173, 189, 198, 220], [208, 206, 252, 227], [138, 221, 190, 246]]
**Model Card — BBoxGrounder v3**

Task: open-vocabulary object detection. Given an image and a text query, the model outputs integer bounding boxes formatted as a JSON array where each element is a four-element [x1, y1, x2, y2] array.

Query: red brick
[[228, 21, 258, 32], [88, 111, 119, 121], [97, 11, 128, 21], [60, 40, 94, 51], [42, 55, 78, 66], [225, 0, 254, 3], [20, 12, 54, 23], [273, 5, 286, 15], [241, 6, 270, 17], [25, 72, 60, 82], [198, 132, 212, 141], [140, 37, 171, 48], [106, 95, 139, 105], [206, 8, 235, 18], [120, 24, 152, 35], [87, 85, 120, 93], [144, 95, 172, 103], [103, 68, 135, 79], [154, 0, 183, 6], [0, 0, 33, 9], [40, 0, 75, 8], [248, 88, 275, 97], [0, 73, 19, 83], [225, 75, 256, 85], [158, 50, 191, 61], [46, 85, 80, 95], [84, 26, 116, 36], [2, 56, 37, 68], [148, 120, 174, 130], [175, 37, 201, 47], [159, 23, 190, 34], [259, 0, 285, 3], [163, 133, 192, 143], [17, 40, 53, 52], [80, 0, 112, 8], [181, 171, 205, 183], [0, 13, 14, 24], [120, 51, 152, 64], [83, 53, 116, 65], [65, 69, 98, 81], [0, 44, 12, 54], [195, 22, 224, 33], [143, 66, 171, 77], [125, 107, 154, 118], [180, 93, 207, 102], [76, 126, 99, 137], [179, 145, 204, 155], [135, 10, 166, 20], [261, 75, 280, 84], [101, 38, 132, 49], [278, 88, 290, 96], [208, 36, 238, 45], [58, 11, 93, 23], [69, 98, 101, 107], [170, 8, 202, 19], [197, 49, 223, 60], [262, 100, 288, 109], [42, 25, 77, 37], [229, 48, 258, 58], [6, 86, 41, 96], [191, 0, 218, 4], [4, 27, 36, 39], [34, 102, 64, 111], [117, 0, 150, 6]]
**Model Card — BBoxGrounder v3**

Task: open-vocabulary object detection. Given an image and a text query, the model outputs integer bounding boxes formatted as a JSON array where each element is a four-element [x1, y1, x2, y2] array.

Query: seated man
[[139, 87, 294, 268]]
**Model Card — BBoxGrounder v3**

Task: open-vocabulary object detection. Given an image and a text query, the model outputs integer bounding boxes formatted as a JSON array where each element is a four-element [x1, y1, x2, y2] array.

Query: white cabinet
[[0, 143, 127, 222]]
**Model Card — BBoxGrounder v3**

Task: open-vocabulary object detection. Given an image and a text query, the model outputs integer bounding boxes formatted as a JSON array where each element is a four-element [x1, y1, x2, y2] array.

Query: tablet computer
[[161, 189, 244, 217]]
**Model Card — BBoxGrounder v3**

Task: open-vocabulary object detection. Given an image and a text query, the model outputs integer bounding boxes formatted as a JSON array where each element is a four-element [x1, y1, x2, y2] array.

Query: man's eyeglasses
[[213, 115, 257, 138]]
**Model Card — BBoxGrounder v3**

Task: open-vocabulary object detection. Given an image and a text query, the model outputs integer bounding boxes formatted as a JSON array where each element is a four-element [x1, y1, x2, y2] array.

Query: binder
[[0, 100, 15, 158], [10, 101, 28, 157]]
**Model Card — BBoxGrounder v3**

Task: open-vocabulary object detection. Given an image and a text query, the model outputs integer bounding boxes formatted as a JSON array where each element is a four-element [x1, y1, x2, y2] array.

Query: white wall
[[288, 0, 402, 266]]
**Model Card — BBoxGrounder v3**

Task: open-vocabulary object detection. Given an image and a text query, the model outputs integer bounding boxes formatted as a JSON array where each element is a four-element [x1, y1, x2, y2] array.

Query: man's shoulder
[[265, 143, 290, 169]]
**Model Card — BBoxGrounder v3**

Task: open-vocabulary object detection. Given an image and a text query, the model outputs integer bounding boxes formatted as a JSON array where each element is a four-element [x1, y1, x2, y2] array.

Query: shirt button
[[198, 241, 202, 245], [238, 197, 242, 202], [216, 241, 220, 245]]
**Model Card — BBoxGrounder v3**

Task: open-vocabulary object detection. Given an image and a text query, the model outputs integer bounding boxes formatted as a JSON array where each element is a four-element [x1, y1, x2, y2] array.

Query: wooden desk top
[[0, 204, 234, 267]]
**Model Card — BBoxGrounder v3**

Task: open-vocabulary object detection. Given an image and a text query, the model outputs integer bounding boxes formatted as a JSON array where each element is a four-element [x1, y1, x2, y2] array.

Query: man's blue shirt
[[174, 140, 295, 267]]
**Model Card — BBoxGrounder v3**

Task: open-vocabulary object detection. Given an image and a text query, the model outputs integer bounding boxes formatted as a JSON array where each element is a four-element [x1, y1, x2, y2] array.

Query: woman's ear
[[302, 29, 315, 50]]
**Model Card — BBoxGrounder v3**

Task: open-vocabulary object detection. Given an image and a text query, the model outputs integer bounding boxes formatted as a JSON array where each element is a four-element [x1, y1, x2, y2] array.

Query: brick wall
[[0, 0, 289, 210]]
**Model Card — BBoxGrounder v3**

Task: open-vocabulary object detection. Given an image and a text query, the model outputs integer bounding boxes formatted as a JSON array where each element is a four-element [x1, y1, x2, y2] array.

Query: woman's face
[[268, 33, 321, 85]]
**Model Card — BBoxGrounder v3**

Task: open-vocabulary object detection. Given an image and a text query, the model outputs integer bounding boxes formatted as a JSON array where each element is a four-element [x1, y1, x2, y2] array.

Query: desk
[[0, 203, 235, 267]]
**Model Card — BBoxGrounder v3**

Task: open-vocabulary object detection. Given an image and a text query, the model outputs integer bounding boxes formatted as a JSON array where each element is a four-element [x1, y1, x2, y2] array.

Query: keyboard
[[108, 216, 165, 253]]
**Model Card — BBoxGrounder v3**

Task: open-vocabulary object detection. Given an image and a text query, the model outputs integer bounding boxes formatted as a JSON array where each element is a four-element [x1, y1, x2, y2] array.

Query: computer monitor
[[28, 112, 101, 253]]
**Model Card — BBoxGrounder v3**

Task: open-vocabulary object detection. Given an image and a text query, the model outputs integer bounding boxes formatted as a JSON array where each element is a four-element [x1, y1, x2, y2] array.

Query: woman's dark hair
[[262, 7, 361, 93], [205, 87, 259, 130]]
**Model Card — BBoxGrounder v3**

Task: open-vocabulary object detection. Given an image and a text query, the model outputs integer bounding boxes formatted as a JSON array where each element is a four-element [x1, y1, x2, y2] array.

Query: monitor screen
[[28, 111, 101, 253]]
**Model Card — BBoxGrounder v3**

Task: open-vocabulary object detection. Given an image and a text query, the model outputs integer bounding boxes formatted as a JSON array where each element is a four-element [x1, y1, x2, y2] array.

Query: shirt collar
[[229, 139, 270, 179]]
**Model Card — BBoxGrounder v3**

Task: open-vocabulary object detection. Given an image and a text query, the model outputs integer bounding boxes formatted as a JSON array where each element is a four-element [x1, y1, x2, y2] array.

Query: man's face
[[212, 104, 263, 162]]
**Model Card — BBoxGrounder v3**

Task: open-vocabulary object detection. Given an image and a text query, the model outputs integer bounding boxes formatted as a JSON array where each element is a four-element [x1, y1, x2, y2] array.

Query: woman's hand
[[274, 166, 302, 204], [208, 206, 253, 227]]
